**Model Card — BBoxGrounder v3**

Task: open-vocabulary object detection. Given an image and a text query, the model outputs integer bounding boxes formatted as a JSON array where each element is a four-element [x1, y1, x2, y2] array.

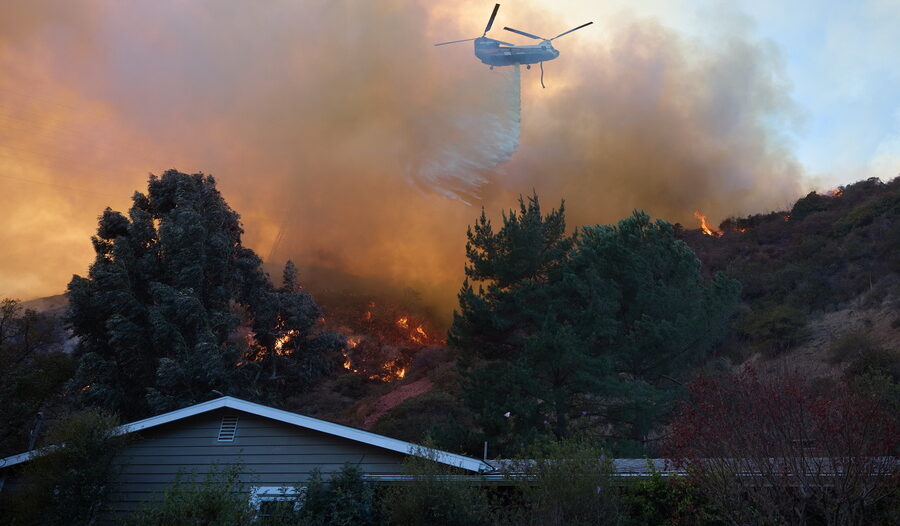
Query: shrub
[[381, 442, 492, 526], [844, 347, 900, 382], [292, 465, 378, 526], [126, 463, 377, 526], [827, 329, 881, 364], [666, 369, 899, 526], [741, 304, 808, 355], [125, 465, 253, 526], [500, 437, 621, 526], [621, 461, 721, 526], [4, 409, 126, 526]]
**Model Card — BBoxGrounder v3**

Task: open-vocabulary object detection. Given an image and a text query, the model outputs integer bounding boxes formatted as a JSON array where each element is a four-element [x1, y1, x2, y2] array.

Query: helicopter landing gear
[[526, 64, 531, 70]]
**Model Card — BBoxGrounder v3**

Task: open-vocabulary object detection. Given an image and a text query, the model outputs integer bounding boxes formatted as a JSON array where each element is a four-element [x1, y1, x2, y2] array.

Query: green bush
[[844, 347, 900, 382], [291, 465, 378, 526], [741, 304, 808, 356], [500, 437, 621, 526], [827, 329, 882, 364], [381, 442, 492, 526], [3, 409, 126, 526], [621, 461, 721, 526], [125, 465, 253, 526], [126, 463, 377, 526]]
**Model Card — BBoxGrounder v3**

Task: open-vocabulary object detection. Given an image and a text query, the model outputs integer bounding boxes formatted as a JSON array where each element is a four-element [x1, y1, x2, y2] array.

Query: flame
[[396, 368, 406, 379], [274, 329, 299, 356], [829, 188, 843, 197], [80, 384, 92, 391], [396, 316, 409, 329], [693, 210, 721, 237]]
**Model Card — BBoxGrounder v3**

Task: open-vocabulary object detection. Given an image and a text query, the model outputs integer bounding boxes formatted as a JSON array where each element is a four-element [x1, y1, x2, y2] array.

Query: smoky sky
[[0, 0, 803, 315]]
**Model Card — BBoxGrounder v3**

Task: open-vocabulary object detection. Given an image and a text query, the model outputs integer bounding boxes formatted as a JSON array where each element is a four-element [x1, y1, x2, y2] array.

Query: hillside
[[679, 176, 900, 376], [4, 176, 898, 459]]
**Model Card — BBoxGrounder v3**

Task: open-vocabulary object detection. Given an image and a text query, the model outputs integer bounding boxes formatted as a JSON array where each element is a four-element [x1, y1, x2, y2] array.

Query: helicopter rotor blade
[[434, 37, 478, 46], [503, 26, 544, 40], [483, 4, 500, 36], [550, 21, 593, 41], [494, 39, 515, 46]]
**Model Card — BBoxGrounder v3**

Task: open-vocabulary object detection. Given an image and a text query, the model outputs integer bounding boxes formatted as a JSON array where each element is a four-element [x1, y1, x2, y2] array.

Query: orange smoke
[[0, 1, 805, 312]]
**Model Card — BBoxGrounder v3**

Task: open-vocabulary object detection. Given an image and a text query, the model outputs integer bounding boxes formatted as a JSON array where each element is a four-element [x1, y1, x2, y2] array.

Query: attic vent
[[218, 416, 239, 442]]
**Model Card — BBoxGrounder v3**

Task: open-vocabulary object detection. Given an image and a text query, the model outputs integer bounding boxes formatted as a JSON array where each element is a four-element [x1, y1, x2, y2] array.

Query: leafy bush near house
[[3, 409, 126, 526], [381, 442, 492, 526], [126, 463, 378, 526], [621, 462, 721, 526], [498, 437, 621, 526], [290, 465, 378, 526], [125, 465, 253, 526]]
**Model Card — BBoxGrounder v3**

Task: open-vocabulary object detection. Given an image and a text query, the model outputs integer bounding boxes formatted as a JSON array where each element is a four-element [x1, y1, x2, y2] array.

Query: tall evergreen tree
[[67, 170, 340, 419], [452, 201, 740, 454]]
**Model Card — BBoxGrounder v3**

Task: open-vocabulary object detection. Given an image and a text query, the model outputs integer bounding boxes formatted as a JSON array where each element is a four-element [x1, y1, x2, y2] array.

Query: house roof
[[0, 396, 494, 473]]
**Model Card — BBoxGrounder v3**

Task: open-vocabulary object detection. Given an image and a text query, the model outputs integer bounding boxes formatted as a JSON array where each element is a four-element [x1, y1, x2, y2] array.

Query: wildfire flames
[[693, 210, 722, 237], [328, 299, 442, 382], [274, 330, 298, 356]]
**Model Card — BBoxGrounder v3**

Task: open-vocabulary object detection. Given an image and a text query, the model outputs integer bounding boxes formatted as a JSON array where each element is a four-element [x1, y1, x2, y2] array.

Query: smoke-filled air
[[0, 0, 803, 314]]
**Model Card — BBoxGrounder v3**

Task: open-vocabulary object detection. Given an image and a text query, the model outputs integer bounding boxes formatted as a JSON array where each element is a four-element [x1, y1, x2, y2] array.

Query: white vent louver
[[218, 416, 238, 442]]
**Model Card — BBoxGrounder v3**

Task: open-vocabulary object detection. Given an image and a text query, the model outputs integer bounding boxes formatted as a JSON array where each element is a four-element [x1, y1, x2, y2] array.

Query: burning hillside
[[320, 296, 446, 383]]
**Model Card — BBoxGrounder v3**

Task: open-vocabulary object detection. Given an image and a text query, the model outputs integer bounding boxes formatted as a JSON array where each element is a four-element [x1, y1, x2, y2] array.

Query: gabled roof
[[0, 396, 493, 473]]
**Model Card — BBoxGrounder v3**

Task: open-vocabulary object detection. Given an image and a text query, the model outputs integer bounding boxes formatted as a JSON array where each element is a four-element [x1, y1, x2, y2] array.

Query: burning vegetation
[[693, 210, 722, 237], [320, 298, 444, 383]]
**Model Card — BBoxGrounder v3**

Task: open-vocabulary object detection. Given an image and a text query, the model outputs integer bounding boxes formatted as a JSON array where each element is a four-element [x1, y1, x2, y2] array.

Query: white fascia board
[[216, 398, 490, 473], [1, 397, 492, 473]]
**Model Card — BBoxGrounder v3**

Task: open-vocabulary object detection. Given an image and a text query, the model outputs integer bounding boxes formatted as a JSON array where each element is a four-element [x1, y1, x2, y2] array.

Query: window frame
[[249, 485, 306, 520]]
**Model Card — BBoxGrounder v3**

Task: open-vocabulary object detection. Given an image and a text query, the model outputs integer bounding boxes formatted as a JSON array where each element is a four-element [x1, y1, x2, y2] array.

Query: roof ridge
[[0, 396, 492, 473]]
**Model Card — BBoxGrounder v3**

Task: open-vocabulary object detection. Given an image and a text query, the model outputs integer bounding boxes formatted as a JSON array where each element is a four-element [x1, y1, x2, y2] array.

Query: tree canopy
[[451, 197, 740, 454], [66, 170, 341, 419]]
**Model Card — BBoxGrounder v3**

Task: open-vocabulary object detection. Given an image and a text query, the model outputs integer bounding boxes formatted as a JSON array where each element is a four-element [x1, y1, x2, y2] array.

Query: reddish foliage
[[665, 368, 898, 526]]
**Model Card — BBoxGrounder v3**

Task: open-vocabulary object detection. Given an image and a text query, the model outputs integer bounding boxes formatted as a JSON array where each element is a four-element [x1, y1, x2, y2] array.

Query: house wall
[[103, 407, 408, 520]]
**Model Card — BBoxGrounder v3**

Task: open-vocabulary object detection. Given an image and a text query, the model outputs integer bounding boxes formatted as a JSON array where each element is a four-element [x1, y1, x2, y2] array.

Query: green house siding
[[104, 408, 407, 517]]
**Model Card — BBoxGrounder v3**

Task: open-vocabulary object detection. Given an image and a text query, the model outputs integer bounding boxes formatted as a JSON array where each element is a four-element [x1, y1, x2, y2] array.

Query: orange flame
[[693, 210, 721, 237], [829, 188, 843, 197], [396, 316, 409, 329], [274, 329, 299, 356]]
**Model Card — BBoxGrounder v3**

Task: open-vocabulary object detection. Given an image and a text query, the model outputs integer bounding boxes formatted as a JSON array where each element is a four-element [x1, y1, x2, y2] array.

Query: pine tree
[[67, 170, 340, 419], [451, 201, 740, 454]]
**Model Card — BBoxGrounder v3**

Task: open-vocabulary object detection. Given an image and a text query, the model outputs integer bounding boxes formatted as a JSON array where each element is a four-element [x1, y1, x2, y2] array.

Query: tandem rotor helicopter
[[434, 3, 592, 87]]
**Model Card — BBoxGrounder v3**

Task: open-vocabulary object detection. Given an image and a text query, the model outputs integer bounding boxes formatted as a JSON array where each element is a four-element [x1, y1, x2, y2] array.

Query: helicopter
[[434, 4, 592, 85]]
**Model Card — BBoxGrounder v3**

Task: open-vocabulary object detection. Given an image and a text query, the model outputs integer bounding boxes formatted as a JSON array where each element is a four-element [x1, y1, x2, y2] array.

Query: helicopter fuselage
[[474, 37, 559, 67]]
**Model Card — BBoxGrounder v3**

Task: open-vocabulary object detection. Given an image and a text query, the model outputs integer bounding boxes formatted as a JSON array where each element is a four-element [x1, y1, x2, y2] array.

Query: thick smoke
[[412, 65, 521, 202], [0, 0, 803, 317]]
